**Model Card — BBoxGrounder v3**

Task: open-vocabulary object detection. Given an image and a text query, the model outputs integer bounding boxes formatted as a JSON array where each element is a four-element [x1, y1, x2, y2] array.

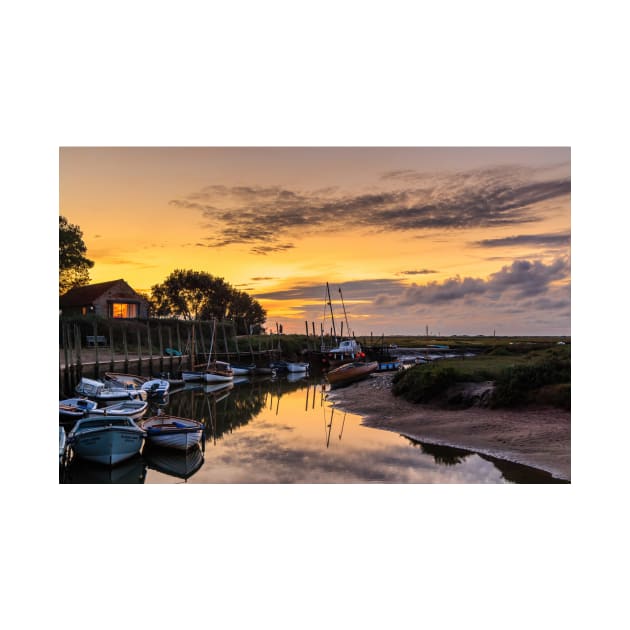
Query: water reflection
[[60, 375, 565, 484]]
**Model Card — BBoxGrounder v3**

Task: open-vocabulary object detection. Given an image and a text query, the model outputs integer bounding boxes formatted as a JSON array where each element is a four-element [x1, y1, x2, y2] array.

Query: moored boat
[[140, 378, 170, 397], [286, 361, 310, 373], [203, 360, 234, 383], [67, 415, 146, 466], [231, 363, 256, 375], [325, 361, 379, 388], [75, 377, 148, 402], [87, 399, 148, 421], [138, 415, 204, 451], [59, 426, 66, 463], [59, 397, 98, 420]]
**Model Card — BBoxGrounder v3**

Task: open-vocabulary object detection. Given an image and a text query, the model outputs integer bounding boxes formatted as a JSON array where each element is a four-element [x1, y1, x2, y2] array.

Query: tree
[[150, 269, 266, 328], [59, 215, 94, 294]]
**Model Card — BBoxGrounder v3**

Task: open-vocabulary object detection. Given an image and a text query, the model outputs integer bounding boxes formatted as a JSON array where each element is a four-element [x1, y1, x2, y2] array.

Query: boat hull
[[70, 426, 145, 465], [139, 416, 204, 451], [203, 372, 233, 383], [88, 400, 148, 421], [326, 361, 379, 388]]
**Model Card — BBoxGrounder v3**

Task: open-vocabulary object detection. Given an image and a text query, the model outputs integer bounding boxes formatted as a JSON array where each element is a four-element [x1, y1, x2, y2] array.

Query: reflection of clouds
[[188, 397, 506, 484]]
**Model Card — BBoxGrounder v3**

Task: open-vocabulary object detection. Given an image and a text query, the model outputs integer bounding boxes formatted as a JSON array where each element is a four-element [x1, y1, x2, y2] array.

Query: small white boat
[[59, 397, 98, 420], [59, 426, 66, 463], [286, 362, 310, 373], [141, 378, 170, 397], [68, 415, 146, 466], [231, 363, 256, 375], [75, 377, 148, 402], [87, 399, 149, 421], [138, 415, 204, 451]]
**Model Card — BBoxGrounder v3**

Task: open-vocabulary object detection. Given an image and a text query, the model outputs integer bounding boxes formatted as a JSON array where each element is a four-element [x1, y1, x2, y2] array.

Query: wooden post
[[167, 327, 174, 373], [109, 324, 115, 371], [222, 320, 231, 361], [176, 322, 182, 357], [158, 324, 164, 372], [74, 324, 82, 377], [190, 323, 196, 369], [136, 327, 142, 374], [123, 326, 129, 372], [62, 323, 70, 396], [232, 320, 241, 361], [93, 320, 100, 378], [147, 321, 153, 375], [198, 321, 207, 359]]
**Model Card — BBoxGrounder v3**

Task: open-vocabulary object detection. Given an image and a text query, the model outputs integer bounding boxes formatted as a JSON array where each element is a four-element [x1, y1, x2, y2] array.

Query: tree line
[[59, 215, 267, 330]]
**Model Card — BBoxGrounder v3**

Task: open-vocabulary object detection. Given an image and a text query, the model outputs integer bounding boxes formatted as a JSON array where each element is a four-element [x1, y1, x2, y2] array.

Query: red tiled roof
[[59, 279, 144, 307]]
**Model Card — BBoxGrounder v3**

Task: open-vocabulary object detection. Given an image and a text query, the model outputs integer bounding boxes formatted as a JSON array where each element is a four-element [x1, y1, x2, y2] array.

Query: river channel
[[60, 374, 564, 484]]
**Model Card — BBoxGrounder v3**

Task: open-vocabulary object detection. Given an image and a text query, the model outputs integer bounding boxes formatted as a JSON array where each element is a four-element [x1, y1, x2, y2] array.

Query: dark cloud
[[168, 165, 570, 253], [254, 278, 407, 301], [251, 276, 276, 281], [397, 269, 439, 276], [474, 232, 571, 248], [392, 257, 570, 306]]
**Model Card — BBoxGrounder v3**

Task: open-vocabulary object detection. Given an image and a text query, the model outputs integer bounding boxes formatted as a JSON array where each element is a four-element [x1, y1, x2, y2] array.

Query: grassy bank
[[392, 343, 571, 410]]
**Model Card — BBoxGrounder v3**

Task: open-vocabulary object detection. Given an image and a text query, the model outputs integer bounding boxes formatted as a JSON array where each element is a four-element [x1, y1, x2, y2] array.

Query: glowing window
[[110, 303, 138, 318]]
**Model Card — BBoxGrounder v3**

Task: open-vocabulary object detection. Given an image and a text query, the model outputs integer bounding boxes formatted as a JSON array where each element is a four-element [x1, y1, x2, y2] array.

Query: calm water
[[60, 375, 564, 484]]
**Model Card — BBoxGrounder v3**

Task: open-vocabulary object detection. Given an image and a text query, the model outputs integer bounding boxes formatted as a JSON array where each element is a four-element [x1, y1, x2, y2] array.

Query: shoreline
[[325, 372, 571, 481]]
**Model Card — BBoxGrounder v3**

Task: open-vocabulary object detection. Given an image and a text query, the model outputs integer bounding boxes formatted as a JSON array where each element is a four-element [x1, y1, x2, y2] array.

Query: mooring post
[[109, 324, 115, 371], [136, 328, 142, 374], [147, 321, 153, 375], [167, 326, 174, 372], [93, 320, 100, 378], [222, 320, 231, 361], [123, 326, 129, 372], [158, 324, 164, 372]]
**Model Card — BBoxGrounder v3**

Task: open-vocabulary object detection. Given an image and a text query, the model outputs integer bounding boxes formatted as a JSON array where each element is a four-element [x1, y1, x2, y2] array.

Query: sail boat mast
[[326, 282, 337, 342], [339, 287, 351, 338]]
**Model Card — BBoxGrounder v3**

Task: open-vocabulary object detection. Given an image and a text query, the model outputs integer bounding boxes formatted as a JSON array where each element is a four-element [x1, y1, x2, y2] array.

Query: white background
[[2, 1, 627, 629]]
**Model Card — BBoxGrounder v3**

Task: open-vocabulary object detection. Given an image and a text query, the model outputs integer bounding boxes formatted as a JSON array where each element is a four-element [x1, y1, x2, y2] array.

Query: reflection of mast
[[324, 406, 334, 448], [338, 412, 346, 441], [205, 394, 217, 446]]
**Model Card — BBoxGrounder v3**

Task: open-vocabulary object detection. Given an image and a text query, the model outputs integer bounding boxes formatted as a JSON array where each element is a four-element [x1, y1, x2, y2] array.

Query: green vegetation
[[392, 343, 571, 410]]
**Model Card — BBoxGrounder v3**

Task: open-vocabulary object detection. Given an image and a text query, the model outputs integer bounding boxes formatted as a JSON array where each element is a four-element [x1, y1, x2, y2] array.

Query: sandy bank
[[326, 372, 571, 481]]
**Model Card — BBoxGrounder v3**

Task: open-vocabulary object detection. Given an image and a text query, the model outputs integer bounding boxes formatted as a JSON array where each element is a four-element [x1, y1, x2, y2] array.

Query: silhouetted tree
[[59, 215, 94, 294], [150, 269, 266, 328]]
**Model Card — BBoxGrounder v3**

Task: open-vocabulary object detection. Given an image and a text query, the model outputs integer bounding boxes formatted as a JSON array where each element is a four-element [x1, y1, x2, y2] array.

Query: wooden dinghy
[[137, 415, 205, 451], [325, 361, 379, 388]]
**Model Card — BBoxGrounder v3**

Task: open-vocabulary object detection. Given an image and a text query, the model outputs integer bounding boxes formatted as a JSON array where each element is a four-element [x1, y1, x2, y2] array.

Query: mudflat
[[326, 372, 571, 481]]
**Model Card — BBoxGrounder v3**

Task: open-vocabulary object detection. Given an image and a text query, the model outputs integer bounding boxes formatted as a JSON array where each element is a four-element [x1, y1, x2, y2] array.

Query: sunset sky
[[59, 147, 570, 336]]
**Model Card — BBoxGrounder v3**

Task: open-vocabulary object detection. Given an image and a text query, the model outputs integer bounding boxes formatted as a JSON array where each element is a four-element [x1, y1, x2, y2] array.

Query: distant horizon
[[60, 147, 570, 337]]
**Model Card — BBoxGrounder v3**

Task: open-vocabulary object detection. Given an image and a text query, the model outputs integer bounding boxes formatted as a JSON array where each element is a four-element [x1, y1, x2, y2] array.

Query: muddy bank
[[325, 372, 571, 481]]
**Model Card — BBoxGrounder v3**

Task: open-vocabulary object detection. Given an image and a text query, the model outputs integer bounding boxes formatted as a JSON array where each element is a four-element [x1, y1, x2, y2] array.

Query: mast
[[339, 287, 351, 339], [326, 282, 337, 342]]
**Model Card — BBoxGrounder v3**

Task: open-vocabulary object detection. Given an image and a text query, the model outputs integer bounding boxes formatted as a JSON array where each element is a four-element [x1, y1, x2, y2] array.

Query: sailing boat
[[181, 319, 234, 383], [311, 283, 366, 371]]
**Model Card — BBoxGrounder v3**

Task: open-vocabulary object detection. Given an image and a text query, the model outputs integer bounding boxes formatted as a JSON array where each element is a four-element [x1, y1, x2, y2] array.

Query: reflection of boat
[[68, 416, 146, 465], [59, 426, 66, 463], [233, 375, 250, 385], [138, 415, 204, 451], [201, 382, 234, 396], [88, 399, 148, 421], [286, 372, 307, 383], [63, 454, 147, 484], [286, 362, 309, 373], [326, 361, 379, 388], [143, 444, 204, 481], [59, 397, 98, 420], [75, 377, 148, 402]]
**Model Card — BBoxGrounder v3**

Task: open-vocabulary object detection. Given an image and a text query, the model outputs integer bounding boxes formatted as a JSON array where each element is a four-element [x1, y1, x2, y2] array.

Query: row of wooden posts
[[59, 319, 283, 390]]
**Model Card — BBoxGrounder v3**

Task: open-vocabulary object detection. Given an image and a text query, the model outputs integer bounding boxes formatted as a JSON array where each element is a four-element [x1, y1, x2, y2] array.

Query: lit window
[[111, 303, 138, 318]]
